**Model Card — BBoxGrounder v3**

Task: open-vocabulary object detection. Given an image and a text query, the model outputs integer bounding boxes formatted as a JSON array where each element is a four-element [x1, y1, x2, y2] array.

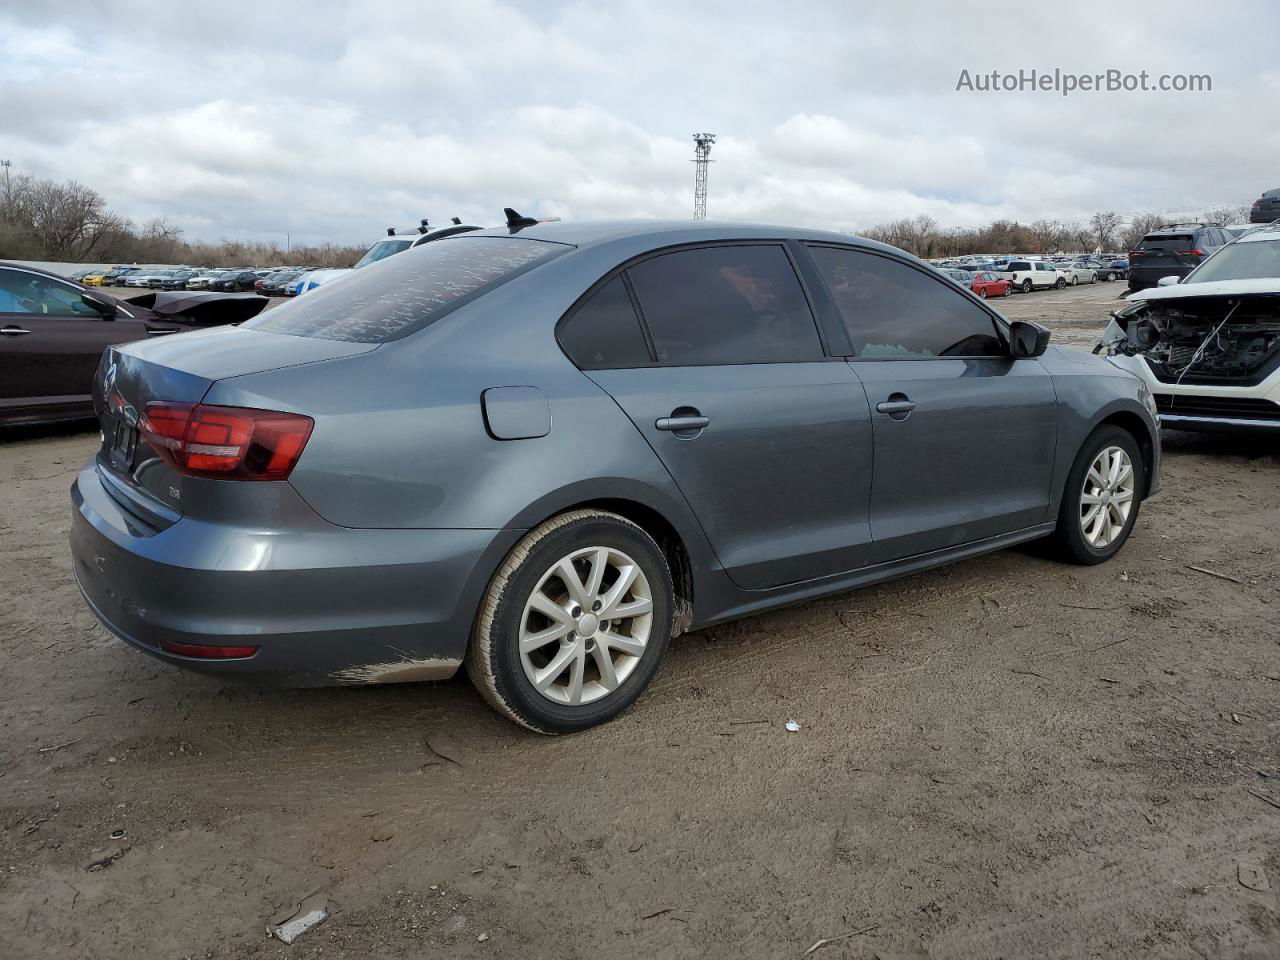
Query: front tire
[[1050, 426, 1144, 565], [466, 509, 675, 734], [1056, 277, 1067, 289]]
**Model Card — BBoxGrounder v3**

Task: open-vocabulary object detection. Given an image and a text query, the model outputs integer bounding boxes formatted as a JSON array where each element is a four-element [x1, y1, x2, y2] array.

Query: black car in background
[[256, 270, 302, 296], [1250, 188, 1280, 224], [208, 270, 260, 292], [1127, 223, 1231, 291], [161, 269, 198, 290], [0, 262, 267, 426]]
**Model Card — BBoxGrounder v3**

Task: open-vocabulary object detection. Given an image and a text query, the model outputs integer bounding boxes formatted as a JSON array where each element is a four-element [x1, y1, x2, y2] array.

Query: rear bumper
[[70, 462, 520, 686]]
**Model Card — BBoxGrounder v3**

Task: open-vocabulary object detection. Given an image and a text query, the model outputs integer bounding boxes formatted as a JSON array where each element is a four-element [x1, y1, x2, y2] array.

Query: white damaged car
[[1097, 224, 1280, 432]]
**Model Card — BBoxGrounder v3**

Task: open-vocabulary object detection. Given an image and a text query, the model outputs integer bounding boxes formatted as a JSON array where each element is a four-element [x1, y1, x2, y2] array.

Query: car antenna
[[504, 207, 540, 231]]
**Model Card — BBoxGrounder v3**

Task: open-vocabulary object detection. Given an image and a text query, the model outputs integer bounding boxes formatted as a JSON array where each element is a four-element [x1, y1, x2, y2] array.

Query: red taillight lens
[[159, 639, 259, 659], [1185, 249, 1205, 257], [141, 403, 313, 480]]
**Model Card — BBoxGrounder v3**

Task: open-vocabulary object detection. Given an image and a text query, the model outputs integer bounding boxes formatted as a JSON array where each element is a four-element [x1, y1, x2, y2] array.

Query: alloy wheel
[[519, 546, 654, 706], [1080, 445, 1135, 548]]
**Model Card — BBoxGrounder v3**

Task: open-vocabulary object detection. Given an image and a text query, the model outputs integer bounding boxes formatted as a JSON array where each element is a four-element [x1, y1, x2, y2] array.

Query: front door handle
[[656, 415, 710, 432], [1, 325, 32, 337], [876, 394, 916, 420]]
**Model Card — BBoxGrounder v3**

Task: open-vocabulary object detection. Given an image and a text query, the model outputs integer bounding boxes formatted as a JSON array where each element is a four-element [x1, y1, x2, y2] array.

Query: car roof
[[458, 218, 907, 257], [1236, 225, 1280, 243]]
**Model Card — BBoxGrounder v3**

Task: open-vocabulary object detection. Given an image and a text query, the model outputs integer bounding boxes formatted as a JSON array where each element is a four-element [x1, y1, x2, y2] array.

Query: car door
[[572, 243, 875, 590], [0, 267, 153, 414], [802, 244, 1058, 564]]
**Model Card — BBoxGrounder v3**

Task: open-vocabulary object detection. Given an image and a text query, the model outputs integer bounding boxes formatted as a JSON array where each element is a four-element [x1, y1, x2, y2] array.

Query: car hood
[[1126, 278, 1280, 302]]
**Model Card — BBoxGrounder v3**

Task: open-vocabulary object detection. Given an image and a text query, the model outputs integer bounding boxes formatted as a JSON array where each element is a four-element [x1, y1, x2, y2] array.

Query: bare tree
[[1087, 211, 1123, 253], [1120, 213, 1166, 252], [1028, 219, 1063, 254], [1200, 204, 1251, 226]]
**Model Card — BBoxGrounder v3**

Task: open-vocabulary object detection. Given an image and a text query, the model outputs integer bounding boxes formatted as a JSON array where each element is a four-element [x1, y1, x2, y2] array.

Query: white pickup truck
[[998, 259, 1067, 294]]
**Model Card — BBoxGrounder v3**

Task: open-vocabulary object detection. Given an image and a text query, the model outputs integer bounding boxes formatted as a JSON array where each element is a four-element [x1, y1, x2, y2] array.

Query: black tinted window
[[807, 246, 1004, 358], [245, 237, 561, 342], [626, 245, 822, 365], [1139, 233, 1192, 250], [558, 276, 652, 369], [1008, 261, 1031, 271]]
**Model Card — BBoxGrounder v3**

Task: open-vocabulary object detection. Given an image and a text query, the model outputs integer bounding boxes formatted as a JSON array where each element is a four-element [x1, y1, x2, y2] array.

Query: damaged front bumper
[[1095, 296, 1280, 431]]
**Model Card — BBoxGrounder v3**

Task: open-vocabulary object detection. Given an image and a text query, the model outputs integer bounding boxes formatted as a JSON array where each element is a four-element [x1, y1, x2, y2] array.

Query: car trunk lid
[[93, 326, 376, 525]]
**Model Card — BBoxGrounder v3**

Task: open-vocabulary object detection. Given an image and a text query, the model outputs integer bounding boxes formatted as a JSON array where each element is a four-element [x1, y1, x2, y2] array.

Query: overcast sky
[[3, 1, 1278, 247]]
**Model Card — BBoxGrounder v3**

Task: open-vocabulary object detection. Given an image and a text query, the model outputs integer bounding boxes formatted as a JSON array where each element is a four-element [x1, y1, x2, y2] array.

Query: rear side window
[[245, 237, 562, 343], [557, 276, 653, 368], [806, 246, 1005, 359], [1008, 260, 1030, 271], [626, 245, 823, 364]]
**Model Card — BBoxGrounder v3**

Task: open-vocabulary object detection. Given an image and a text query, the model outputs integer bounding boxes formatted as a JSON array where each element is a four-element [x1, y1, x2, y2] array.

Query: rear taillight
[[1185, 249, 1205, 257], [141, 402, 313, 480], [1129, 250, 1144, 257], [159, 639, 259, 659]]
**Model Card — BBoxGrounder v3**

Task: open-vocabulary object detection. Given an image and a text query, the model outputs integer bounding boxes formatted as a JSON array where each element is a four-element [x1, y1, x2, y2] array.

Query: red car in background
[[969, 271, 1011, 298]]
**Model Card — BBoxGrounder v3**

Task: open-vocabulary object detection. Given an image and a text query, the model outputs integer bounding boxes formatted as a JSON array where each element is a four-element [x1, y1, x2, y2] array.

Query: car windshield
[[1185, 238, 1280, 283], [351, 238, 415, 270], [244, 236, 565, 343]]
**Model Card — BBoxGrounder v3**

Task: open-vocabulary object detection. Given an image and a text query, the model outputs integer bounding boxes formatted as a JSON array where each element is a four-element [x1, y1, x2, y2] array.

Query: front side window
[[0, 269, 100, 317], [245, 237, 563, 343], [806, 246, 1005, 359], [557, 276, 653, 369], [626, 245, 823, 365]]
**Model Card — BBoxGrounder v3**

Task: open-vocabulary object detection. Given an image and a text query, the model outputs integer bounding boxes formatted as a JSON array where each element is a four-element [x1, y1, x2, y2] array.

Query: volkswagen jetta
[[71, 218, 1160, 733]]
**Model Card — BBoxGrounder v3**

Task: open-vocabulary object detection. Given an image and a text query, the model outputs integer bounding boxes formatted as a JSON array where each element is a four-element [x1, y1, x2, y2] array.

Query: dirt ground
[[2, 282, 1278, 959]]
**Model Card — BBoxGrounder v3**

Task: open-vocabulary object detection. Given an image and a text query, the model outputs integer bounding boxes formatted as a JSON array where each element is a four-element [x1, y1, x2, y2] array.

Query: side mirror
[[81, 291, 118, 318], [1009, 319, 1051, 358], [1157, 275, 1180, 287]]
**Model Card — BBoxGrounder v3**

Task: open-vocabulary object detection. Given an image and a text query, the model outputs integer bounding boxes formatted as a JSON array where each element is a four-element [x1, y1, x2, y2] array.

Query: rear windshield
[[1186, 239, 1280, 283], [1138, 234, 1192, 250], [351, 238, 415, 270], [244, 237, 562, 343]]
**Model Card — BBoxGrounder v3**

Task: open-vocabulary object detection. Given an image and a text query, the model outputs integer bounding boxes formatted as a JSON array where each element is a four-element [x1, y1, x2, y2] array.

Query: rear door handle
[[1, 325, 31, 337], [656, 415, 711, 432]]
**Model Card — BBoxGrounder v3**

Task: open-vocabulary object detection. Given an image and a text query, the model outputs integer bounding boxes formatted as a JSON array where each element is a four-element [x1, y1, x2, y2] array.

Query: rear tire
[[466, 509, 674, 734], [978, 287, 987, 298], [1049, 425, 1144, 565], [1021, 279, 1033, 294]]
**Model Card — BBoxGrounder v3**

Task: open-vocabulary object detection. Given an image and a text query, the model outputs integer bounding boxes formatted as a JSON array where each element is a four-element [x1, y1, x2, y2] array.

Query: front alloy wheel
[[467, 509, 674, 733], [1051, 425, 1144, 564], [1079, 445, 1136, 548]]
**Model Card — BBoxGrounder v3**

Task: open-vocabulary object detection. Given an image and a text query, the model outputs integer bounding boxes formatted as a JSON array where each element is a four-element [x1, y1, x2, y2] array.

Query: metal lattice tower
[[691, 133, 715, 220]]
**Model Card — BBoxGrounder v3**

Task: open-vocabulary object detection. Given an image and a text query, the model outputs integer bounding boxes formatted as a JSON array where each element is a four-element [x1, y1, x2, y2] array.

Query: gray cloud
[[3, 0, 1277, 247]]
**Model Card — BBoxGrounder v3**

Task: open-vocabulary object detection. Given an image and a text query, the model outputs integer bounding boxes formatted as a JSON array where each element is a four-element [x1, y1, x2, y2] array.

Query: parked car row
[[75, 265, 316, 295], [930, 253, 1131, 294]]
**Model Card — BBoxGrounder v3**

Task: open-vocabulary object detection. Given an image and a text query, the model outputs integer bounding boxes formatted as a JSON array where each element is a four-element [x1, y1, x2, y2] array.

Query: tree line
[[0, 171, 366, 268], [861, 205, 1252, 259]]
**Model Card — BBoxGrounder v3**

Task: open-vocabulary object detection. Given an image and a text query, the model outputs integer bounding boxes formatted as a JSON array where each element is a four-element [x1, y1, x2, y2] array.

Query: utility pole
[[1, 160, 11, 197], [691, 133, 715, 220]]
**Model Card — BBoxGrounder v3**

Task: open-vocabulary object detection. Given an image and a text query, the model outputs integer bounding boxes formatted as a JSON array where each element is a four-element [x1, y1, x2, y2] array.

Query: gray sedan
[[71, 218, 1161, 733]]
